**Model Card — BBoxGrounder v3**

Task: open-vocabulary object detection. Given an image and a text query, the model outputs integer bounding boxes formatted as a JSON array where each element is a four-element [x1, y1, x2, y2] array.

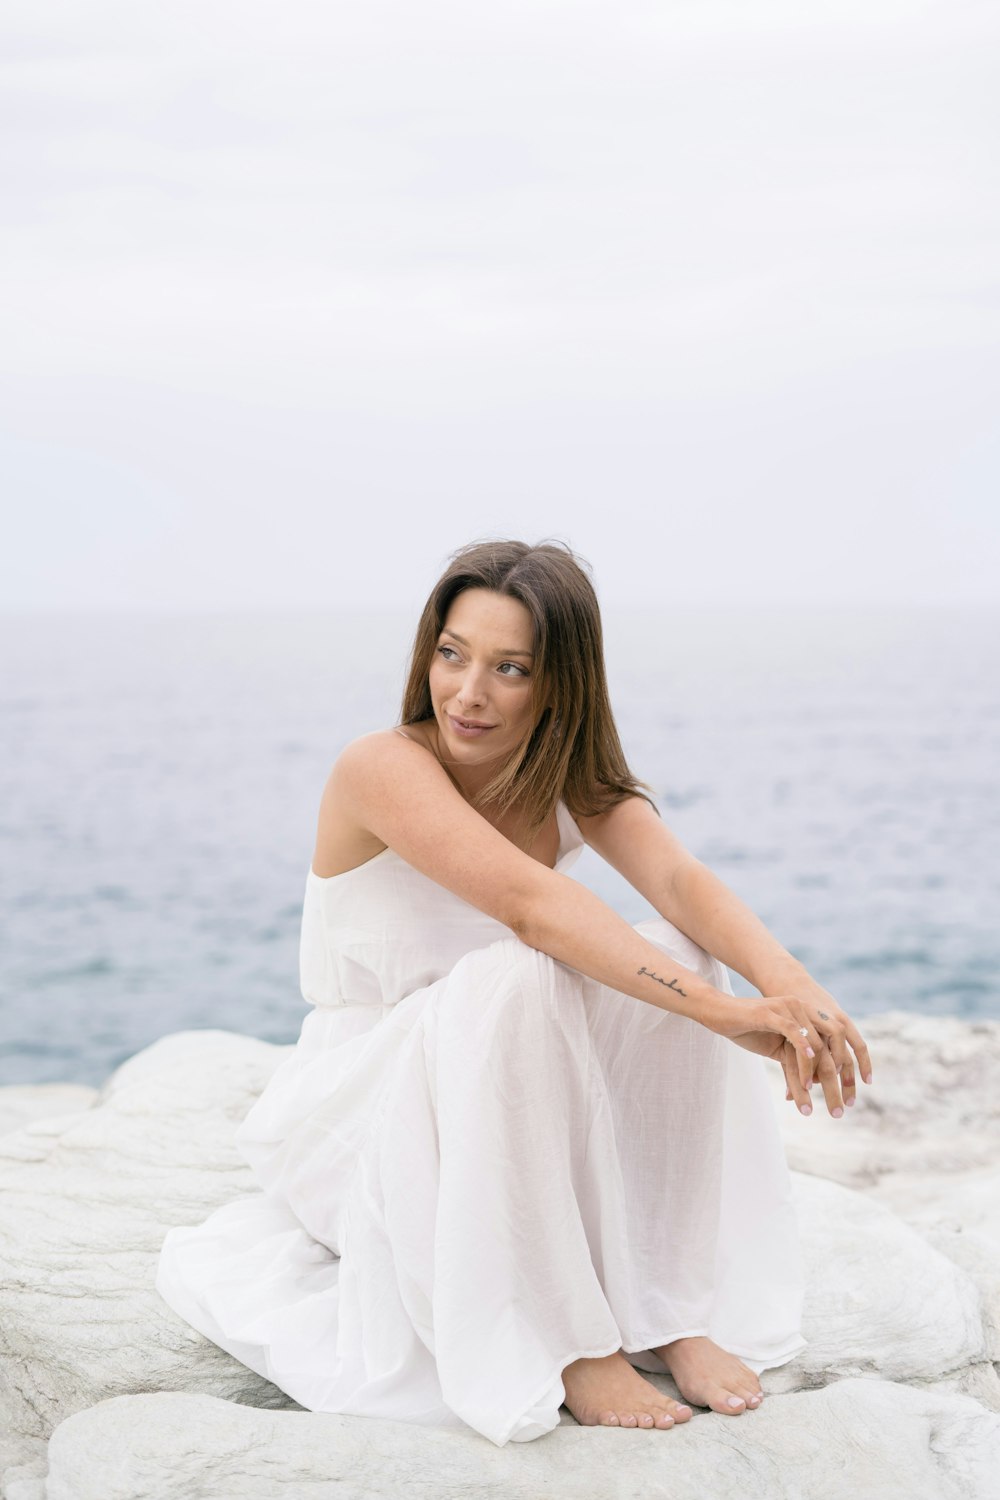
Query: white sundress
[[155, 795, 806, 1447]]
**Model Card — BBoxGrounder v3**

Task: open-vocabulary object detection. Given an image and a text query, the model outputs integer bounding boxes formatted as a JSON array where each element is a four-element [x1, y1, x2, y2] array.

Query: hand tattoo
[[637, 965, 688, 997], [818, 1011, 830, 1020]]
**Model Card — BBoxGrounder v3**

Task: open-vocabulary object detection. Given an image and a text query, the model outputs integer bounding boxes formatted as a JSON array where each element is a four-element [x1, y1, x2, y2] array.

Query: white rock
[[766, 1016, 1000, 1392], [3, 1018, 1000, 1498], [43, 1381, 1000, 1500], [0, 1084, 98, 1140], [911, 1168, 1000, 1243], [784, 1173, 986, 1385], [768, 1013, 1000, 1202], [925, 1359, 1000, 1413], [0, 1031, 296, 1484]]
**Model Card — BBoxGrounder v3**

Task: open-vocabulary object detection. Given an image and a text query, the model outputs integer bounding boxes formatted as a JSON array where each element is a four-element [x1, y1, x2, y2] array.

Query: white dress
[[156, 796, 806, 1447]]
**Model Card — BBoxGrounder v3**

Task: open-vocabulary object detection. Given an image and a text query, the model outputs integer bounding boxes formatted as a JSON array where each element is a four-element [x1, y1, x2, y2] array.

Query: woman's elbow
[[503, 879, 560, 950], [506, 905, 540, 947]]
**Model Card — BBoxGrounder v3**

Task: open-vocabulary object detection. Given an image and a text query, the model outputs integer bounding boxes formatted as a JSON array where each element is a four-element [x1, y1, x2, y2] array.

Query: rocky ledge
[[1, 1012, 998, 1500]]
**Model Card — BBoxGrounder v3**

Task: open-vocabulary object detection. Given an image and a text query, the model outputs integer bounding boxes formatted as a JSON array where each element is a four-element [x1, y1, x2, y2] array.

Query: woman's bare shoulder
[[312, 727, 443, 877], [331, 724, 439, 779], [315, 728, 555, 924]]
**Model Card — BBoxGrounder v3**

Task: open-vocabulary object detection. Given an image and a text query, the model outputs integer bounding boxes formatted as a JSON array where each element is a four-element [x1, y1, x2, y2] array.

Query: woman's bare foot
[[561, 1351, 694, 1429], [651, 1336, 763, 1415]]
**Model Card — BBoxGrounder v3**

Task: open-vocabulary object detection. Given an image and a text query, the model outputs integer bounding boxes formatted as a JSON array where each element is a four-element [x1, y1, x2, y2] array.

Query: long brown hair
[[399, 538, 658, 834]]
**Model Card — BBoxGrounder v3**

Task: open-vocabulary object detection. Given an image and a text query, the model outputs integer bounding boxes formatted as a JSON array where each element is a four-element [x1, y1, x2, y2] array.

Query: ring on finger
[[798, 1027, 809, 1037]]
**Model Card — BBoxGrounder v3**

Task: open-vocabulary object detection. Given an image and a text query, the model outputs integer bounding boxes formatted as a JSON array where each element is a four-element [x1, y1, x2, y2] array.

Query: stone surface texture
[[0, 1085, 98, 1142], [40, 1383, 1000, 1500], [1, 1012, 998, 1499]]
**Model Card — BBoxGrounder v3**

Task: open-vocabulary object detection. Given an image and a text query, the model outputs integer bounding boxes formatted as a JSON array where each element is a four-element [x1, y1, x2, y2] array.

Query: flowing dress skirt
[[156, 918, 805, 1446]]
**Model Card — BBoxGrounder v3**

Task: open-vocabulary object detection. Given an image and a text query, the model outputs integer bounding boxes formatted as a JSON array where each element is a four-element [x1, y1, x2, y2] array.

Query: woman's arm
[[573, 793, 804, 993], [575, 793, 872, 1112], [328, 733, 867, 1099]]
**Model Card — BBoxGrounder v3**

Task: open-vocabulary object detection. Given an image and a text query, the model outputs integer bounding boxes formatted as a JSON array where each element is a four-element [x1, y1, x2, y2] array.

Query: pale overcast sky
[[2, 0, 997, 611]]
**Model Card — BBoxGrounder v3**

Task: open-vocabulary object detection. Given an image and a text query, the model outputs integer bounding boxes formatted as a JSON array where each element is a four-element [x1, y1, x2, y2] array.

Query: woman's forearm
[[668, 857, 807, 994], [516, 873, 730, 1024], [516, 865, 850, 1092]]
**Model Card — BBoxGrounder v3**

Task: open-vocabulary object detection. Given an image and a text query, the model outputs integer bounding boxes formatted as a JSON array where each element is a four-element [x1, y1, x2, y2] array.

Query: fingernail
[[806, 1047, 815, 1058], [864, 1073, 873, 1085], [832, 1107, 843, 1118], [799, 1102, 812, 1115], [846, 1096, 856, 1108]]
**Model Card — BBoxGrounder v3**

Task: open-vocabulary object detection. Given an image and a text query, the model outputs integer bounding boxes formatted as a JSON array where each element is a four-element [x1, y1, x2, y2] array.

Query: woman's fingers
[[757, 993, 871, 1114], [807, 1000, 872, 1090], [781, 1046, 813, 1116], [759, 1004, 819, 1090], [788, 1013, 821, 1089], [816, 1016, 850, 1077], [840, 1057, 857, 1108], [812, 1045, 845, 1117], [843, 1018, 874, 1086]]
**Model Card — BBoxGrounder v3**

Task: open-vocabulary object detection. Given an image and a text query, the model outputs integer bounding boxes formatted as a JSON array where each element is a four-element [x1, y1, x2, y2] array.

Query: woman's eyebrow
[[439, 629, 533, 658]]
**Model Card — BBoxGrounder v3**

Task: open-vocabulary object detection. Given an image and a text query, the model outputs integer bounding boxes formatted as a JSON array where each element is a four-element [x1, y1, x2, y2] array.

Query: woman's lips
[[448, 714, 497, 738]]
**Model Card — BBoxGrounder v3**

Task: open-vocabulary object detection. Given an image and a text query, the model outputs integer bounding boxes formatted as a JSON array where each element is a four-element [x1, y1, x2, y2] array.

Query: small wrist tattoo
[[638, 965, 688, 998]]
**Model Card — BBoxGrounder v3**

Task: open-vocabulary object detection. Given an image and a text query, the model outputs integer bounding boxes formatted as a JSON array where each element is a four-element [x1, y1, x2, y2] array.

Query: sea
[[1, 606, 997, 1088]]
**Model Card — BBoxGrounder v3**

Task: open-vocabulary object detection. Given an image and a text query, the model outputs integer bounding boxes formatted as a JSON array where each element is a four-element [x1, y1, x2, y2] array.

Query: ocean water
[[1, 606, 997, 1088]]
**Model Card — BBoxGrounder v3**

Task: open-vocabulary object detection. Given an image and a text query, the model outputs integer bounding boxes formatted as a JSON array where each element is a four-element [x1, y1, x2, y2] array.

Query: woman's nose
[[457, 665, 489, 708]]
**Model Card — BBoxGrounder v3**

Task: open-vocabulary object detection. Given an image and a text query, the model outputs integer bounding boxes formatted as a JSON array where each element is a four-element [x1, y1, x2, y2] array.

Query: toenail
[[676, 1405, 692, 1416], [727, 1396, 744, 1408]]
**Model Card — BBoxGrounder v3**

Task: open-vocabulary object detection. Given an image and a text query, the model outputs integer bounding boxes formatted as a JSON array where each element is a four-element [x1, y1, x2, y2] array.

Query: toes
[[602, 1406, 678, 1430], [668, 1400, 693, 1423], [708, 1389, 747, 1414]]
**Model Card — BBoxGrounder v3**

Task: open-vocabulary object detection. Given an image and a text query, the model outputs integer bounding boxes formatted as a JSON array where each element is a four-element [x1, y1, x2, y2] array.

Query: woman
[[157, 538, 871, 1446]]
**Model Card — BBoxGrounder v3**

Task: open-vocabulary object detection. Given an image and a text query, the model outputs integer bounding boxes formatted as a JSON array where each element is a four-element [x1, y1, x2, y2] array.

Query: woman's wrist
[[686, 982, 754, 1037], [750, 951, 809, 995]]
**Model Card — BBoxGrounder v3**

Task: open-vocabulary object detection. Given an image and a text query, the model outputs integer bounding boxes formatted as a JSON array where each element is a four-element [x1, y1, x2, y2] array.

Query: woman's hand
[[705, 978, 873, 1119]]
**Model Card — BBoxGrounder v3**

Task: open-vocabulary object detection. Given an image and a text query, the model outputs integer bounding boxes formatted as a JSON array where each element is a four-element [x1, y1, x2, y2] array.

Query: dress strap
[[554, 799, 585, 868], [393, 727, 417, 742]]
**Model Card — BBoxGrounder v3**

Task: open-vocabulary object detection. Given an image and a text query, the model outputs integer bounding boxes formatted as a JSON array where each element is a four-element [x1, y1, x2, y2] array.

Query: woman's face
[[428, 588, 540, 771]]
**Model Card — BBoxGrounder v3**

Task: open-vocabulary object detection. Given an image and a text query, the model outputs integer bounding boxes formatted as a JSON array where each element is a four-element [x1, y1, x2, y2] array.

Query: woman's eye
[[436, 645, 526, 676]]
